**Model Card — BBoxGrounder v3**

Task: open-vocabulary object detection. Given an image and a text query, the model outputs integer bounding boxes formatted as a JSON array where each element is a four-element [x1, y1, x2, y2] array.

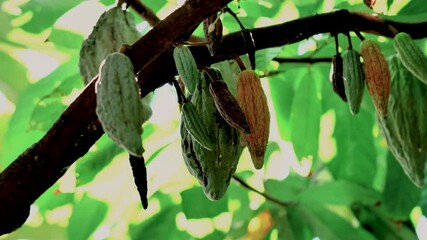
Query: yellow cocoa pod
[[236, 70, 270, 169], [360, 39, 390, 118]]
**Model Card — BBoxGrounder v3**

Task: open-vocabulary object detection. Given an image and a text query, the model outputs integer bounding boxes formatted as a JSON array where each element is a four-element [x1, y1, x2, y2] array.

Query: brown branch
[[232, 175, 293, 208], [0, 0, 232, 235], [1, 7, 427, 235]]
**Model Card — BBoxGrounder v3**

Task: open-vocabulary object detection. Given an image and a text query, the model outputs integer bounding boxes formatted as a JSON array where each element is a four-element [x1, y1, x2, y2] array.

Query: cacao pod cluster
[[175, 46, 270, 199], [79, 6, 141, 85], [330, 37, 391, 117], [329, 32, 427, 186], [180, 68, 244, 200]]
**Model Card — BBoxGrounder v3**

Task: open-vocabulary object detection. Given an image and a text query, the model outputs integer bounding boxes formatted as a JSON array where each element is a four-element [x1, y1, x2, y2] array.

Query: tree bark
[[1, 4, 427, 235]]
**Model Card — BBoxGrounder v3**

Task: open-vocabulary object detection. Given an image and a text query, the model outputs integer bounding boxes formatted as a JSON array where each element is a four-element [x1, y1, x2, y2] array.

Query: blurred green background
[[1, 0, 427, 239]]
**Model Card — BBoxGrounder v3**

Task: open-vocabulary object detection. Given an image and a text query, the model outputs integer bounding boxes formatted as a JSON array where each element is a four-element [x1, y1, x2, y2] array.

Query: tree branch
[[1, 6, 427, 235]]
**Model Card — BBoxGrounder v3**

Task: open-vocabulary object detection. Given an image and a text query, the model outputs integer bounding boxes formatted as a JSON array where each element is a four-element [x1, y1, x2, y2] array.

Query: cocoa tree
[[1, 0, 427, 239]]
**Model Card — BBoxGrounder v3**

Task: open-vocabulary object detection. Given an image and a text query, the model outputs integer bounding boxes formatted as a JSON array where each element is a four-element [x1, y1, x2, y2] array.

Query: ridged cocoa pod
[[360, 39, 390, 118], [329, 54, 347, 102], [209, 79, 251, 134], [173, 45, 200, 93], [96, 53, 151, 157], [343, 49, 365, 115], [203, 13, 223, 56], [180, 68, 243, 200], [181, 102, 215, 151], [376, 55, 427, 187], [236, 70, 270, 169], [393, 32, 427, 85], [79, 6, 140, 85]]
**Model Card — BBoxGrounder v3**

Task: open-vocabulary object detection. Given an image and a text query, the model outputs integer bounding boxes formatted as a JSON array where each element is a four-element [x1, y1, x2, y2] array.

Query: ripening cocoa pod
[[203, 13, 223, 56], [329, 54, 347, 102], [181, 102, 215, 151], [393, 32, 427, 85], [173, 45, 200, 93], [79, 6, 140, 85], [343, 49, 365, 115], [209, 79, 251, 135], [376, 55, 427, 187], [236, 70, 270, 169], [180, 68, 243, 200], [360, 38, 390, 118], [95, 52, 150, 157]]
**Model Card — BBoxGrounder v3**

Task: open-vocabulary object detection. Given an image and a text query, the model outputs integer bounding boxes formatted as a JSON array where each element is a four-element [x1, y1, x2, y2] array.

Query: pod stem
[[172, 79, 187, 104], [345, 31, 353, 50], [333, 33, 340, 56], [354, 30, 365, 42], [224, 7, 256, 70], [233, 54, 247, 71]]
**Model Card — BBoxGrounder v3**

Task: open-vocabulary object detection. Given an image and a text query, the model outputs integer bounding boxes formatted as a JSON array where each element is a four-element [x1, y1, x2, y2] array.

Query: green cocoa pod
[[96, 52, 149, 157], [181, 102, 215, 151], [180, 68, 243, 200], [376, 55, 427, 187], [79, 6, 140, 85], [393, 32, 427, 85], [343, 49, 365, 115], [173, 45, 200, 93]]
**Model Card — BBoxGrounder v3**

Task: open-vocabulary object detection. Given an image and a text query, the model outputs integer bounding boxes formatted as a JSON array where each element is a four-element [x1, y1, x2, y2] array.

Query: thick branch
[[1, 7, 427, 235], [0, 0, 231, 235]]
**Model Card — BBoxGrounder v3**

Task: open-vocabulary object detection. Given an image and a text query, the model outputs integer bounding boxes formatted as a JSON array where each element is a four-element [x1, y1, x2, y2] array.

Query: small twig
[[232, 175, 293, 208], [125, 0, 161, 26]]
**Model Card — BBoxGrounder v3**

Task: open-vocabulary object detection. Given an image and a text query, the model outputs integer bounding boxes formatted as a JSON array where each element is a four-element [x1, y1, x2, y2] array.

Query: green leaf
[[29, 74, 81, 131], [35, 184, 74, 214], [381, 151, 421, 220], [75, 136, 123, 186], [271, 207, 312, 240], [48, 27, 84, 49], [353, 205, 419, 240], [268, 71, 299, 140], [297, 203, 376, 240], [20, 0, 81, 33], [180, 187, 228, 219], [1, 56, 79, 165], [67, 194, 108, 240], [289, 70, 322, 160], [129, 191, 190, 239], [264, 176, 310, 203], [327, 104, 377, 187], [255, 47, 283, 71], [0, 50, 30, 102], [298, 180, 381, 206], [226, 180, 254, 239]]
